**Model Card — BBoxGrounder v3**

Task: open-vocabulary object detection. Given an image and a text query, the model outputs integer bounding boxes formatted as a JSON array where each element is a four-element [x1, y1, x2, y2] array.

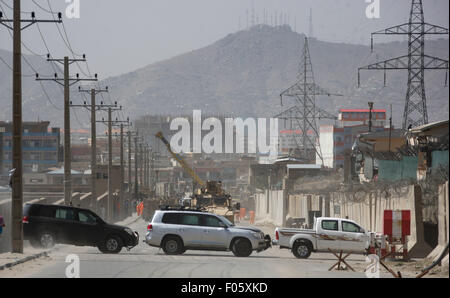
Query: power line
[[45, 0, 93, 79], [1, 2, 96, 116], [38, 80, 62, 111], [32, 0, 58, 15], [0, 0, 63, 254], [0, 0, 31, 13], [42, 0, 110, 108], [359, 0, 449, 129]]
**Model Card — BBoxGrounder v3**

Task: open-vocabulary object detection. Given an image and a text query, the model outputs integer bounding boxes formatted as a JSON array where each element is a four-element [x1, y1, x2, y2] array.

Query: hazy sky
[[0, 0, 448, 78]]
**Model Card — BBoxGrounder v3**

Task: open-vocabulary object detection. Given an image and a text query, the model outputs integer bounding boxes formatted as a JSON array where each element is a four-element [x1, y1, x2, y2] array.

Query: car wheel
[[38, 231, 56, 249], [162, 236, 183, 255], [292, 240, 312, 259], [97, 244, 108, 253], [101, 235, 123, 254], [232, 238, 253, 257]]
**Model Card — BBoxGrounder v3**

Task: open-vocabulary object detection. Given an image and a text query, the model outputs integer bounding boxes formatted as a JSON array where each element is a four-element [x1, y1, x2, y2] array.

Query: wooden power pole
[[0, 1, 62, 253]]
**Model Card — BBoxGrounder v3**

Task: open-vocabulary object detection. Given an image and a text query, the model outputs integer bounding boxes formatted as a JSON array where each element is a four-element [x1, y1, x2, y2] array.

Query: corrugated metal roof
[[410, 120, 449, 134]]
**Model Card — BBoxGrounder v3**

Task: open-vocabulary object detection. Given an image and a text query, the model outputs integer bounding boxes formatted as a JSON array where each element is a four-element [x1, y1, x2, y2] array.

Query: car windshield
[[217, 215, 234, 227]]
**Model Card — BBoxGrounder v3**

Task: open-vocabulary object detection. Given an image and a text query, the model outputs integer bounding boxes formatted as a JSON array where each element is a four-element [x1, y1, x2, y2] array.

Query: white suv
[[144, 208, 271, 257]]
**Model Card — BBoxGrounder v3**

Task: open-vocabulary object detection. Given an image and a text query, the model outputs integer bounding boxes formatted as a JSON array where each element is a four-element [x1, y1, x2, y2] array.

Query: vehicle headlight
[[124, 228, 134, 235], [251, 232, 262, 239]]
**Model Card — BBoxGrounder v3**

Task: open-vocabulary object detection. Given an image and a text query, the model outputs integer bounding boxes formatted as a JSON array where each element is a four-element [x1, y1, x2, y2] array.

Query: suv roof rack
[[158, 205, 207, 212]]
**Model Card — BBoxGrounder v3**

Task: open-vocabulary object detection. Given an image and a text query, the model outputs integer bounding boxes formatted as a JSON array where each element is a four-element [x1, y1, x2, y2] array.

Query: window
[[162, 213, 180, 224], [202, 215, 222, 227], [180, 214, 200, 226], [38, 206, 55, 218], [55, 208, 76, 221], [78, 211, 97, 223], [321, 220, 338, 231], [342, 221, 361, 233]]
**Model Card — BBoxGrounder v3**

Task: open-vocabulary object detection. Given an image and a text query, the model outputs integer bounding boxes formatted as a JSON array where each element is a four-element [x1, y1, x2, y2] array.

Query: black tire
[[97, 244, 108, 254], [232, 238, 253, 257], [292, 240, 312, 259], [161, 236, 184, 255], [100, 235, 123, 254], [37, 231, 56, 249]]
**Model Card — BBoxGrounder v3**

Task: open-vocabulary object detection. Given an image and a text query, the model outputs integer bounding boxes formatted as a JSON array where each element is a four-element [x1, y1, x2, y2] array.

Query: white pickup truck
[[273, 217, 373, 259]]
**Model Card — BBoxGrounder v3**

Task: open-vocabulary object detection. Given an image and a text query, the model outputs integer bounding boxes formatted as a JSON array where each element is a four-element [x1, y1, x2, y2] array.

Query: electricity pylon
[[278, 37, 341, 165], [358, 0, 449, 129]]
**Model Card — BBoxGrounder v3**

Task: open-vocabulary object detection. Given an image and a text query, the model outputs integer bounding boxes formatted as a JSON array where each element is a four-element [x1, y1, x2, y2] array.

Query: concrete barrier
[[254, 190, 285, 226], [427, 181, 449, 263], [79, 192, 92, 209], [278, 184, 435, 258], [96, 192, 108, 220], [71, 192, 81, 207], [53, 199, 64, 205]]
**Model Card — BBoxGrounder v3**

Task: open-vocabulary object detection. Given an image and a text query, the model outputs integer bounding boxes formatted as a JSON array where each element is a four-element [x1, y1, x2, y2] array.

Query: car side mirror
[[218, 222, 228, 229]]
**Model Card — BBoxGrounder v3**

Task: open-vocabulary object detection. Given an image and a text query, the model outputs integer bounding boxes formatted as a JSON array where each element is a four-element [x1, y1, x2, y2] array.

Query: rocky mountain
[[1, 25, 448, 128]]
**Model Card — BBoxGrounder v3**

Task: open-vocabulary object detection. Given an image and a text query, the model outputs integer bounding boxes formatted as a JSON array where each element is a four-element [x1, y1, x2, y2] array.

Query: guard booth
[[383, 210, 411, 260]]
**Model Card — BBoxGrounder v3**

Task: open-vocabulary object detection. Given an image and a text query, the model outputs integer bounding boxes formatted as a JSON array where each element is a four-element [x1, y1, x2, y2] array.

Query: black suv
[[23, 203, 139, 254]]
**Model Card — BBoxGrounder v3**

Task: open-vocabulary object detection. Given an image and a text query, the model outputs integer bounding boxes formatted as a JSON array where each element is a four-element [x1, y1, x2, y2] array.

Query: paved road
[[1, 216, 392, 278]]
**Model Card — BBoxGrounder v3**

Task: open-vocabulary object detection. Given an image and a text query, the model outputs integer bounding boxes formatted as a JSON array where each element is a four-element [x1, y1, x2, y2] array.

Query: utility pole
[[140, 143, 144, 191], [146, 146, 152, 190], [142, 145, 147, 189], [134, 134, 139, 200], [0, 3, 62, 253], [145, 145, 150, 189], [112, 121, 131, 219], [36, 56, 98, 206], [134, 133, 144, 201], [389, 104, 393, 153], [127, 131, 133, 202], [368, 102, 374, 132], [72, 87, 109, 210], [96, 104, 124, 222], [150, 149, 155, 193], [126, 130, 138, 212], [358, 0, 449, 129], [120, 124, 124, 215], [107, 108, 113, 220]]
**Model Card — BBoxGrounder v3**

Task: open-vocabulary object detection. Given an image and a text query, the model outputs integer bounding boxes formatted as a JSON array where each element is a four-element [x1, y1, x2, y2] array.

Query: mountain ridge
[[1, 25, 448, 128]]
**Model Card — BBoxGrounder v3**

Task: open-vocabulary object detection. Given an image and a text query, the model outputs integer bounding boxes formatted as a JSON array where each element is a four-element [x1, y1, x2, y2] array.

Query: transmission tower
[[358, 0, 449, 129], [277, 37, 341, 165]]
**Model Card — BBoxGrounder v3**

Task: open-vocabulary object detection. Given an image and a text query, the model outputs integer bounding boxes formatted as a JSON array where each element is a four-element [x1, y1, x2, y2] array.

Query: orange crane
[[155, 131, 238, 222]]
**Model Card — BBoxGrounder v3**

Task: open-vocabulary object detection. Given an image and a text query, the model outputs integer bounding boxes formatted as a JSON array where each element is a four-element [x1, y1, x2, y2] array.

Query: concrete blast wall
[[258, 183, 440, 259], [255, 190, 285, 227], [428, 181, 449, 266], [327, 185, 433, 258]]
